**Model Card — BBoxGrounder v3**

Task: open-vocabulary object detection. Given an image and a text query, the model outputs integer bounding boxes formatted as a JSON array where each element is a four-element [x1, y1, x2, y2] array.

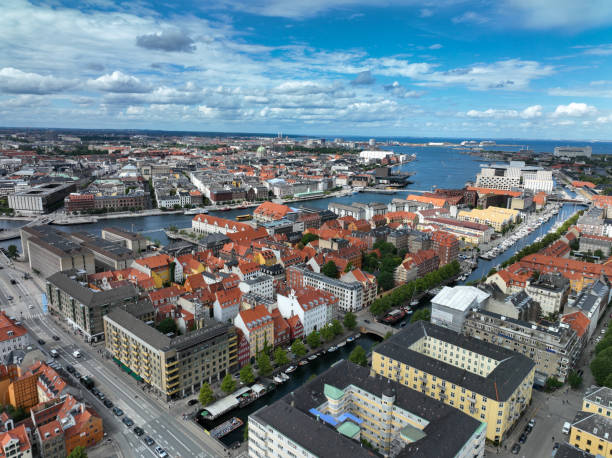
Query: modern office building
[[68, 232, 135, 270], [101, 227, 148, 253], [463, 309, 582, 385], [372, 322, 535, 442], [554, 146, 592, 158], [104, 308, 236, 400], [8, 182, 76, 215], [249, 360, 486, 458]]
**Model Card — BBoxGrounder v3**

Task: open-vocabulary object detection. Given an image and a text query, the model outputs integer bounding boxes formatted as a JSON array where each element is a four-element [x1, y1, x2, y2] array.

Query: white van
[[50, 349, 59, 358], [562, 422, 571, 434], [72, 350, 81, 358]]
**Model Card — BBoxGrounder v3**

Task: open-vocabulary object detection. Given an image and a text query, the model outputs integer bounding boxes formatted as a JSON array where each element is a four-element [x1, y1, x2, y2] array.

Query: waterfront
[[196, 333, 380, 447]]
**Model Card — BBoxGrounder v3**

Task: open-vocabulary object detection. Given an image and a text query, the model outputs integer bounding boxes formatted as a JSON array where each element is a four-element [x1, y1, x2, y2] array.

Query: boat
[[307, 354, 318, 361], [298, 360, 308, 366], [400, 320, 408, 327], [280, 373, 289, 381], [383, 309, 406, 324], [346, 336, 355, 343], [327, 346, 338, 353], [355, 333, 361, 339], [337, 340, 347, 348], [210, 417, 243, 439], [285, 365, 297, 374], [236, 214, 253, 221], [273, 376, 284, 384], [410, 299, 419, 307], [164, 229, 181, 240], [184, 207, 208, 215]]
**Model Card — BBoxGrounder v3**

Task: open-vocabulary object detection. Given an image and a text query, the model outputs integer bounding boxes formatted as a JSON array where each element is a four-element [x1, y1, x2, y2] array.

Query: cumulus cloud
[[136, 30, 196, 53], [521, 105, 543, 119], [369, 58, 432, 78], [465, 105, 543, 119], [88, 71, 151, 93], [552, 102, 597, 117], [350, 71, 375, 86], [452, 11, 489, 24], [0, 67, 76, 94], [429, 43, 443, 50], [383, 81, 422, 98]]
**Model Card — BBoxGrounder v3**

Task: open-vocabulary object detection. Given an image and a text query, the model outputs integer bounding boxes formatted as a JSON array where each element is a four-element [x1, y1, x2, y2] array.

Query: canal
[[196, 333, 381, 447]]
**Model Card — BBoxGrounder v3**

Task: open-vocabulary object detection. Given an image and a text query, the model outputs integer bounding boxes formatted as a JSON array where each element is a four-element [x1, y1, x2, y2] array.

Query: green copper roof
[[337, 421, 360, 439], [324, 383, 345, 400]]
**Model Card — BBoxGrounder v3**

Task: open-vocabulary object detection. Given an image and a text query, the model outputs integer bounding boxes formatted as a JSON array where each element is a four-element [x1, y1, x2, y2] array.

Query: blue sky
[[2, 0, 612, 139]]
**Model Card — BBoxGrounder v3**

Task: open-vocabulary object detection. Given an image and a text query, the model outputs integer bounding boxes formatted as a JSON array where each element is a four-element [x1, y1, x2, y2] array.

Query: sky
[[2, 1, 612, 139]]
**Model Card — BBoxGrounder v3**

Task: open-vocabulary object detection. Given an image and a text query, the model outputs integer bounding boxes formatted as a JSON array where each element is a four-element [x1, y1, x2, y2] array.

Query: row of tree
[[591, 315, 612, 387], [370, 260, 461, 316]]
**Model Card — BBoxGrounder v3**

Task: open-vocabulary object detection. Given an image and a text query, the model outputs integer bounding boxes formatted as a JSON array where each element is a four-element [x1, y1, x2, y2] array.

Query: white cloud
[[521, 105, 543, 119], [452, 11, 489, 24], [552, 102, 597, 117], [88, 71, 151, 93], [0, 67, 76, 94], [466, 108, 519, 119], [596, 114, 612, 124], [505, 0, 612, 29], [429, 43, 443, 50]]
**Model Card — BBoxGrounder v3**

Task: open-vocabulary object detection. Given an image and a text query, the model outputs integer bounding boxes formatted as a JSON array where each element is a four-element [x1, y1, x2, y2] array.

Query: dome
[[256, 146, 266, 154]]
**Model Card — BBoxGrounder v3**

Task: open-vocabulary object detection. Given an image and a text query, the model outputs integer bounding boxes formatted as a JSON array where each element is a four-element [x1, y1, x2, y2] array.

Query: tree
[[320, 324, 335, 342], [331, 319, 343, 336], [568, 370, 583, 390], [256, 353, 273, 376], [221, 373, 236, 394], [344, 262, 353, 273], [274, 347, 289, 366], [291, 339, 307, 357], [67, 447, 88, 458], [544, 376, 563, 392], [306, 331, 321, 348], [377, 271, 395, 291], [591, 347, 612, 385], [322, 261, 339, 279], [301, 233, 319, 246], [349, 345, 368, 367], [240, 364, 255, 384], [410, 308, 431, 323], [595, 249, 604, 258], [6, 245, 17, 259], [343, 312, 357, 330], [157, 318, 178, 335], [384, 331, 393, 340], [198, 382, 215, 406]]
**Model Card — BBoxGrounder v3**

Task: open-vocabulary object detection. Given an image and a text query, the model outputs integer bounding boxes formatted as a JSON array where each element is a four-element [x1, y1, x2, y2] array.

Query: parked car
[[122, 417, 134, 427], [103, 399, 114, 408], [528, 419, 536, 428], [37, 339, 45, 345], [112, 407, 124, 417], [511, 443, 521, 454], [143, 436, 155, 446], [52, 335, 60, 341], [66, 365, 75, 374], [187, 399, 199, 406], [518, 433, 527, 444], [154, 446, 169, 457], [133, 427, 145, 436]]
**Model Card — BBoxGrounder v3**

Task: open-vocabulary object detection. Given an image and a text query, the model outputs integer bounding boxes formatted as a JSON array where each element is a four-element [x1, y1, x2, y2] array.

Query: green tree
[[256, 353, 273, 376], [595, 249, 604, 258], [377, 271, 395, 291], [306, 331, 321, 348], [67, 446, 88, 458], [591, 348, 612, 385], [221, 373, 236, 394], [344, 262, 354, 273], [410, 308, 431, 323], [595, 335, 612, 355], [291, 339, 307, 357], [568, 371, 583, 390], [274, 347, 289, 366], [301, 233, 319, 246], [349, 345, 368, 367], [330, 319, 343, 336], [198, 382, 215, 406], [343, 312, 357, 330], [239, 364, 255, 385], [157, 318, 178, 335], [322, 261, 339, 279], [384, 331, 393, 340], [243, 423, 248, 441], [320, 324, 335, 342], [544, 376, 563, 392], [6, 245, 17, 259]]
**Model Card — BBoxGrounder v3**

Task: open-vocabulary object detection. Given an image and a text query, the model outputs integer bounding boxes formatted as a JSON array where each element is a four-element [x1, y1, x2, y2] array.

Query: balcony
[[167, 380, 180, 388], [165, 359, 178, 367], [167, 365, 179, 374]]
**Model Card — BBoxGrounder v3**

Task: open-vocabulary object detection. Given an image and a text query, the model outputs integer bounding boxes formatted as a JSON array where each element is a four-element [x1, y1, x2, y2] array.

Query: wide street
[[0, 254, 226, 458]]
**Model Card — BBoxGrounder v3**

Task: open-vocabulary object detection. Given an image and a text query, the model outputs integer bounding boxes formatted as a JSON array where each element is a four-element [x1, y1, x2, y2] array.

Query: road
[[0, 255, 225, 458]]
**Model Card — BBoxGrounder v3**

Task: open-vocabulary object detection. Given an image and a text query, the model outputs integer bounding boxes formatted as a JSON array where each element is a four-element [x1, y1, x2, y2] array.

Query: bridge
[[0, 214, 54, 241]]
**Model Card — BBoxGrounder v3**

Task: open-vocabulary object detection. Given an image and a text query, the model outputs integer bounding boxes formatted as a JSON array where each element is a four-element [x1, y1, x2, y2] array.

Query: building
[[577, 207, 606, 236], [525, 273, 570, 316], [286, 266, 364, 314], [249, 360, 485, 458], [421, 217, 493, 245], [340, 269, 377, 308], [372, 322, 535, 442], [20, 226, 95, 278], [431, 231, 459, 266], [238, 275, 274, 300], [234, 305, 274, 358], [0, 312, 30, 359], [253, 202, 295, 222], [8, 182, 76, 215], [475, 162, 553, 193], [457, 207, 519, 232], [463, 310, 582, 385], [68, 232, 135, 270], [0, 424, 32, 458], [104, 308, 236, 399], [554, 146, 592, 158], [277, 288, 335, 335], [579, 234, 612, 255], [46, 270, 139, 342], [431, 286, 490, 332], [570, 411, 612, 456], [402, 249, 439, 278], [101, 227, 148, 253], [213, 288, 242, 324], [192, 214, 253, 235]]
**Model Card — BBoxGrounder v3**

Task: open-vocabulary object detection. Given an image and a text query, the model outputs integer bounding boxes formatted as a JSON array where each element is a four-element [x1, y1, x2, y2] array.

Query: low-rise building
[[101, 227, 148, 253], [213, 288, 242, 324], [0, 312, 30, 359], [372, 321, 535, 442], [68, 232, 135, 270], [0, 424, 32, 458], [340, 269, 377, 308], [104, 308, 236, 400], [431, 286, 490, 332], [457, 207, 519, 232]]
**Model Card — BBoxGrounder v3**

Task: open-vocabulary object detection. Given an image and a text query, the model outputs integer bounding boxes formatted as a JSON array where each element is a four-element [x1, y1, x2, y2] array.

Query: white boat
[[184, 207, 208, 215], [307, 354, 318, 361], [280, 373, 289, 381], [327, 346, 338, 353], [273, 376, 284, 384], [285, 365, 297, 374], [346, 336, 355, 343], [337, 341, 347, 348]]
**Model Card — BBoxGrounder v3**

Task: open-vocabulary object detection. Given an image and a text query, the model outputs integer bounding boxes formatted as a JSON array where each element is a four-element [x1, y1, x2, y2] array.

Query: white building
[[554, 146, 592, 158], [431, 286, 490, 332], [359, 150, 394, 163], [239, 275, 274, 300], [213, 289, 241, 324], [0, 312, 30, 359], [475, 161, 553, 193], [277, 289, 332, 335]]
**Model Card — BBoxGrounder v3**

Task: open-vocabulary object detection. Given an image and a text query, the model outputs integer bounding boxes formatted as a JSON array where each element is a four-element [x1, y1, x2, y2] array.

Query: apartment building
[[0, 312, 30, 359], [0, 425, 32, 458], [457, 207, 519, 232], [192, 214, 253, 235], [234, 305, 274, 358], [104, 308, 236, 400], [525, 273, 570, 316], [46, 270, 139, 342], [372, 322, 535, 442], [422, 217, 493, 245], [431, 230, 459, 266], [277, 288, 335, 335], [340, 269, 377, 308], [463, 310, 582, 385], [249, 360, 485, 458], [286, 266, 364, 314]]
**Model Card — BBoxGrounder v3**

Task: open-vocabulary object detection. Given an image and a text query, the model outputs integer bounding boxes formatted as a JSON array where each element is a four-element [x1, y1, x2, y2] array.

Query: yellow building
[[234, 305, 274, 358], [457, 207, 519, 232], [371, 321, 535, 443], [569, 387, 612, 456], [253, 250, 277, 266], [104, 308, 236, 400]]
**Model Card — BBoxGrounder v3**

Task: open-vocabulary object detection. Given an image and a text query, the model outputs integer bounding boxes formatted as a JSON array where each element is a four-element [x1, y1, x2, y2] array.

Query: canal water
[[196, 333, 381, 447]]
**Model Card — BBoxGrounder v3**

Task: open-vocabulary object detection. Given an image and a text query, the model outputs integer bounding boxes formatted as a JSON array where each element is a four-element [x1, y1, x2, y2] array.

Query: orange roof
[[238, 305, 273, 331], [466, 186, 522, 198], [406, 194, 448, 208], [135, 254, 173, 270], [254, 201, 293, 220], [192, 214, 252, 232], [0, 311, 27, 342], [0, 425, 30, 455], [571, 181, 596, 188], [562, 311, 590, 337], [215, 287, 242, 308]]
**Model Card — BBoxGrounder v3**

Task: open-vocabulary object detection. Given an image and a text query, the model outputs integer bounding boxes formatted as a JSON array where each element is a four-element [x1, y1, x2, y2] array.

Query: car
[[52, 335, 60, 341], [230, 441, 241, 450], [96, 392, 105, 401], [122, 417, 134, 427], [143, 436, 155, 446], [66, 365, 75, 374], [37, 339, 45, 345], [187, 399, 199, 406], [9, 279, 16, 285], [28, 305, 33, 309], [524, 425, 532, 435], [511, 443, 521, 454], [72, 350, 81, 358], [518, 433, 527, 444], [74, 371, 81, 379], [603, 329, 607, 334], [112, 407, 124, 417], [364, 319, 370, 323], [578, 369, 584, 377], [133, 427, 145, 436], [103, 399, 113, 408], [528, 418, 536, 428], [154, 446, 169, 458], [553, 442, 560, 451], [6, 296, 12, 300]]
